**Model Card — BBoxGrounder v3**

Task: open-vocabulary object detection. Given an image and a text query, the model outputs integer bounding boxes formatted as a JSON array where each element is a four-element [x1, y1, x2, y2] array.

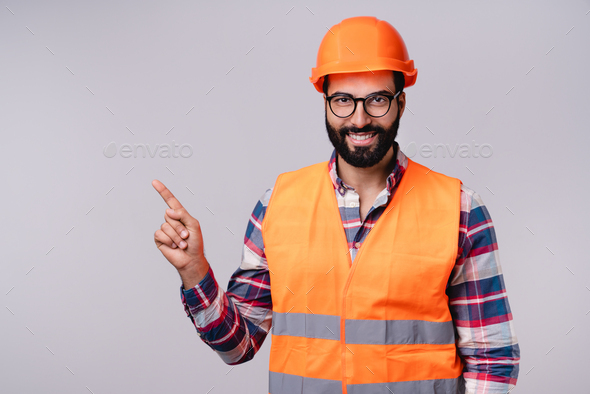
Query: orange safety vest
[[261, 157, 465, 394]]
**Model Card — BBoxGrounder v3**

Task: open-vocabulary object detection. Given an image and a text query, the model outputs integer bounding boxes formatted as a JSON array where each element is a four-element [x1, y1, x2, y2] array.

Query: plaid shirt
[[180, 142, 520, 393]]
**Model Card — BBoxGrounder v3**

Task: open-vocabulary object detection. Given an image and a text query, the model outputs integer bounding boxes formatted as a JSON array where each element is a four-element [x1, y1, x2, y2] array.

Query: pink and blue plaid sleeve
[[448, 186, 520, 393], [180, 189, 274, 365]]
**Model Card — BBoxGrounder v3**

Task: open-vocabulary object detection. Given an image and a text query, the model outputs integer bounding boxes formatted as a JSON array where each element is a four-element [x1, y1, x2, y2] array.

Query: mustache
[[339, 125, 385, 135]]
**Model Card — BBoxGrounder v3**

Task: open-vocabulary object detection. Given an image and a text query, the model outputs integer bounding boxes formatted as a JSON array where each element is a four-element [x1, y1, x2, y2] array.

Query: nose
[[349, 101, 372, 129]]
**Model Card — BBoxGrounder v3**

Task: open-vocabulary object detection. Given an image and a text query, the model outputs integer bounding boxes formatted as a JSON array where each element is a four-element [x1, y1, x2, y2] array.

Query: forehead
[[327, 70, 394, 95]]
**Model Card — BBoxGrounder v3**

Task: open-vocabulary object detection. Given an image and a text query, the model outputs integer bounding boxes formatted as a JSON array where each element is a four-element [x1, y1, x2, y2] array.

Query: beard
[[325, 107, 400, 168]]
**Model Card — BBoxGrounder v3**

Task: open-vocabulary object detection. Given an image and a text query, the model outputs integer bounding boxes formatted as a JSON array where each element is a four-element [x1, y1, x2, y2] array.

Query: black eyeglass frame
[[325, 90, 401, 118]]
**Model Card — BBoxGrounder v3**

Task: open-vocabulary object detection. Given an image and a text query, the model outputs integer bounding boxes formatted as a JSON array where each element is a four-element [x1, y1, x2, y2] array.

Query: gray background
[[2, 0, 589, 393]]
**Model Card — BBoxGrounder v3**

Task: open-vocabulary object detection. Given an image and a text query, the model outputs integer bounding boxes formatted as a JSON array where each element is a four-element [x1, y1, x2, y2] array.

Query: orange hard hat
[[310, 16, 417, 94]]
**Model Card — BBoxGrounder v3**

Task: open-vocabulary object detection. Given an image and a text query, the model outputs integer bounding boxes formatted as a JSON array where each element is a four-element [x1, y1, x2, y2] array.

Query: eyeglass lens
[[330, 95, 391, 117]]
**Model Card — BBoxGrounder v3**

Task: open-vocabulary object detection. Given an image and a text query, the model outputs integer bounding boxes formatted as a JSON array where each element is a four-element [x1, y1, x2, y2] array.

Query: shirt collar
[[328, 141, 408, 197]]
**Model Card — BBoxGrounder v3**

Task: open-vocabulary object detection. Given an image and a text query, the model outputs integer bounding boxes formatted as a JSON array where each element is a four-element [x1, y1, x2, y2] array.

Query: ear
[[397, 91, 406, 118]]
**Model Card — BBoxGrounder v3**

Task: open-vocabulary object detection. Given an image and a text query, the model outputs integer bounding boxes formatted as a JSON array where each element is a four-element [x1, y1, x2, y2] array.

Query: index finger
[[152, 179, 184, 210]]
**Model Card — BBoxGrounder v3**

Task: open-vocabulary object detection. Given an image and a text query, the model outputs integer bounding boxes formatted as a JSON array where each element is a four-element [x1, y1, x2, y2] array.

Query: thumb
[[166, 208, 181, 220], [166, 208, 199, 231]]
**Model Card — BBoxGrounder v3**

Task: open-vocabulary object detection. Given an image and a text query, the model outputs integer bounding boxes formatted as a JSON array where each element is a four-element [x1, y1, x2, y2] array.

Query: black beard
[[325, 109, 400, 168]]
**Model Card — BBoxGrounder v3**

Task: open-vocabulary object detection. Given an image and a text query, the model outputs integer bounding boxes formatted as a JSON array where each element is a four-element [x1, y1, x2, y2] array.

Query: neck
[[336, 143, 397, 193]]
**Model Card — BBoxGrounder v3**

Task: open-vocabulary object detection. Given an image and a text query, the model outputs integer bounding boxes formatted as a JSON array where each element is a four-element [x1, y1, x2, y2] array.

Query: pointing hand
[[152, 179, 209, 288]]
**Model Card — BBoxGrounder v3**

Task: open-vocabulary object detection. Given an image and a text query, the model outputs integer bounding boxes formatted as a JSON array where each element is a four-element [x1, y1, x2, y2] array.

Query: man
[[153, 16, 520, 394]]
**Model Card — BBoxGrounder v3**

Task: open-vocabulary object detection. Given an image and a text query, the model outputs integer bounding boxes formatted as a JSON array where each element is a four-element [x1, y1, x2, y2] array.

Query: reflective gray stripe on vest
[[272, 311, 340, 340], [347, 376, 465, 394], [345, 319, 456, 345], [269, 371, 342, 394], [272, 312, 455, 345], [269, 372, 465, 394]]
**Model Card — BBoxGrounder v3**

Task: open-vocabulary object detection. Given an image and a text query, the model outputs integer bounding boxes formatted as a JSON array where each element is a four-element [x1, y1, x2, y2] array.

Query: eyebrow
[[330, 89, 393, 97]]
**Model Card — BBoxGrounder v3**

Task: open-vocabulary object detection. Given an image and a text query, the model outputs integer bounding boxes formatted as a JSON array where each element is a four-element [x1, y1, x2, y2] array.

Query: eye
[[366, 95, 389, 106], [333, 96, 351, 104]]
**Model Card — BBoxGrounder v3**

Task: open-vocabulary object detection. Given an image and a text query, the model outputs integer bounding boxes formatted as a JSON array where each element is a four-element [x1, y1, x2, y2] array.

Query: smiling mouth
[[348, 132, 377, 141]]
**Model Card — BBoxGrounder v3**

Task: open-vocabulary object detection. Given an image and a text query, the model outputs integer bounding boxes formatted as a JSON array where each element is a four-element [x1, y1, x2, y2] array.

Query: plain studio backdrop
[[2, 1, 589, 393]]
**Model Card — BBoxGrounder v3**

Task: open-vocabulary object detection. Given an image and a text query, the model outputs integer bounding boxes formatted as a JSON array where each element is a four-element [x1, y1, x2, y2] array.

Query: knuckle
[[154, 230, 167, 244]]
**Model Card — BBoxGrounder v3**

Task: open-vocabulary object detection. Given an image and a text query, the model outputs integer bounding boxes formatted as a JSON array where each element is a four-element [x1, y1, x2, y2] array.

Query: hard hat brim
[[310, 59, 417, 93]]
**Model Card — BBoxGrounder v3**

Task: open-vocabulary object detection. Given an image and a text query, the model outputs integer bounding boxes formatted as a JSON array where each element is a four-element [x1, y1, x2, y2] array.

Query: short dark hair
[[322, 71, 405, 96]]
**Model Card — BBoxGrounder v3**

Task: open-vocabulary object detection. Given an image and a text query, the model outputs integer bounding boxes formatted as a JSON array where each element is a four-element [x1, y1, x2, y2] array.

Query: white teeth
[[350, 133, 375, 141]]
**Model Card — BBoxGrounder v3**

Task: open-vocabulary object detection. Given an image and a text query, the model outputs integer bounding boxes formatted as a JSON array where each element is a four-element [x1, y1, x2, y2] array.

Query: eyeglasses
[[325, 91, 401, 118]]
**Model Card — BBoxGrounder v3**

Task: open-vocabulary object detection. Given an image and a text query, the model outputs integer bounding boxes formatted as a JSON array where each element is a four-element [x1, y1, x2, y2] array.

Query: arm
[[447, 186, 520, 393], [180, 189, 274, 365]]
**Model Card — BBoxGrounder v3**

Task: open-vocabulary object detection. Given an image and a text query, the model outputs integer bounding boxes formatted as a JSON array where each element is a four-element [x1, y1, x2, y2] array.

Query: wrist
[[178, 257, 210, 290]]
